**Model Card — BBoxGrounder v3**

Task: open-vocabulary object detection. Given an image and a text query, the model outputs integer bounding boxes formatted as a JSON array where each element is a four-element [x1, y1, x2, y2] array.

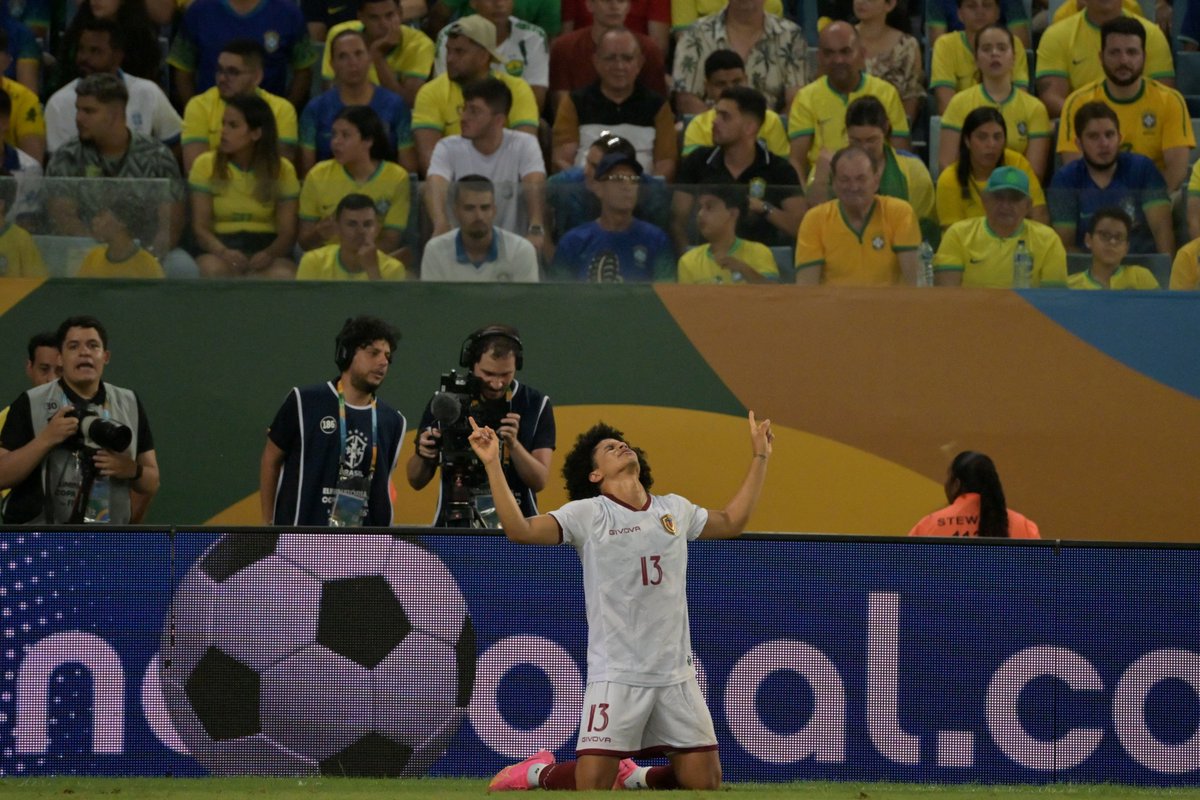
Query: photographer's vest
[[26, 381, 139, 524]]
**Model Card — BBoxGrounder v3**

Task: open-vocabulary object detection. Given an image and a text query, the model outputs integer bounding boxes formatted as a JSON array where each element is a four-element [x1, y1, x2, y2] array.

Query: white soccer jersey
[[434, 17, 549, 88], [550, 493, 708, 687]]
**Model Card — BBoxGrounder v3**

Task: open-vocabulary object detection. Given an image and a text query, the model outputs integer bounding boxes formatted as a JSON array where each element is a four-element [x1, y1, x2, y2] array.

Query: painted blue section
[[1020, 290, 1200, 400], [1, 530, 1198, 785]]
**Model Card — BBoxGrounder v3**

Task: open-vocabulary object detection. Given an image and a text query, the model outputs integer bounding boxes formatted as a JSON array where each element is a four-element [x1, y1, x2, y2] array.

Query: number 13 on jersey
[[640, 555, 662, 586]]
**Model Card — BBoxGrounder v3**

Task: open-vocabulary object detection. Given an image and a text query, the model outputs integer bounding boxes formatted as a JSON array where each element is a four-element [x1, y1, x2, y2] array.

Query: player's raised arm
[[700, 410, 773, 539], [467, 418, 561, 545]]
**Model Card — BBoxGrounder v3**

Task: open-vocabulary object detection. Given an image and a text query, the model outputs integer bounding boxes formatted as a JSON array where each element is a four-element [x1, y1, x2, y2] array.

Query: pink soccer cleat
[[488, 749, 555, 792], [612, 758, 638, 790]]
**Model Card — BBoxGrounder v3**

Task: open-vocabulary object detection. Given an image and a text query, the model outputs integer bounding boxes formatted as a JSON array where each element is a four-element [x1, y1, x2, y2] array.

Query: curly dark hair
[[562, 423, 653, 501]]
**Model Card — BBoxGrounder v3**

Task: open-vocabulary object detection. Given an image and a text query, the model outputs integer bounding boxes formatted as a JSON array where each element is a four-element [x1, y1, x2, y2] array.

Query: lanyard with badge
[[54, 393, 113, 523], [328, 380, 378, 527]]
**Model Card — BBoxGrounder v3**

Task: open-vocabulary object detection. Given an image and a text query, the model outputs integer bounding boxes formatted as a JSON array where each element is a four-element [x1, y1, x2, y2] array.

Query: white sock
[[624, 766, 651, 789], [527, 763, 547, 788]]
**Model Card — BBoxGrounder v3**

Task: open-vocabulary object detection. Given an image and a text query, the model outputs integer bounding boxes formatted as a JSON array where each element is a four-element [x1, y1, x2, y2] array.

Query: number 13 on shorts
[[587, 702, 610, 731]]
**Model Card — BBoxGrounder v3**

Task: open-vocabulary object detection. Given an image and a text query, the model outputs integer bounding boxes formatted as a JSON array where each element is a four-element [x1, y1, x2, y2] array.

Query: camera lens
[[81, 417, 133, 452]]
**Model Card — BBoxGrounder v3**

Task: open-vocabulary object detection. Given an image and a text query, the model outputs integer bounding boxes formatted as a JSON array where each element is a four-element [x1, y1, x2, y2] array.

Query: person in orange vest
[[908, 450, 1039, 538]]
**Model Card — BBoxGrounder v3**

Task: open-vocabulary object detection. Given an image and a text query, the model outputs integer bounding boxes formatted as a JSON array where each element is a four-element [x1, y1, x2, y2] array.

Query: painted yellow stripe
[[0, 278, 45, 317]]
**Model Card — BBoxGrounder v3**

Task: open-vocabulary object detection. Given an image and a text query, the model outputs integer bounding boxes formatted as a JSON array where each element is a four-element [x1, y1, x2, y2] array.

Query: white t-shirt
[[434, 16, 549, 88], [427, 129, 545, 234], [3, 144, 42, 221], [549, 493, 709, 687], [420, 226, 540, 282], [45, 72, 183, 153]]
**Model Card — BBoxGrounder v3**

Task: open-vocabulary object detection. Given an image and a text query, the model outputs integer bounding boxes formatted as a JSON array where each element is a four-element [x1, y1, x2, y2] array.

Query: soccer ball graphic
[[160, 532, 476, 776]]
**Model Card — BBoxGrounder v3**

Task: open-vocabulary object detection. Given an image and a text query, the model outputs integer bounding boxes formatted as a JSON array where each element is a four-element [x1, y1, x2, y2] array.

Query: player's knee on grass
[[671, 751, 722, 790]]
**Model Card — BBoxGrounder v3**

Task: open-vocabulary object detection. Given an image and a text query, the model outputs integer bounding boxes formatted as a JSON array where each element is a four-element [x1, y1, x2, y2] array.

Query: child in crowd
[[1067, 207, 1159, 290], [677, 185, 779, 284], [76, 197, 165, 278]]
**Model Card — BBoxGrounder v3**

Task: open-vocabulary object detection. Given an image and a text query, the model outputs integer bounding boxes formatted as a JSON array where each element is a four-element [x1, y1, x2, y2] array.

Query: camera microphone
[[431, 391, 462, 426]]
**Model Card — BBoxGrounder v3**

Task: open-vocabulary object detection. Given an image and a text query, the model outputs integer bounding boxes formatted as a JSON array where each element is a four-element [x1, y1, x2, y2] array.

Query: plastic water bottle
[[1012, 240, 1033, 288], [917, 241, 935, 287]]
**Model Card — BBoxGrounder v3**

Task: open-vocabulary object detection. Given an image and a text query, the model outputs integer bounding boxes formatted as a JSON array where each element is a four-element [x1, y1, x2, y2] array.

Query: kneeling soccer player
[[468, 411, 773, 791]]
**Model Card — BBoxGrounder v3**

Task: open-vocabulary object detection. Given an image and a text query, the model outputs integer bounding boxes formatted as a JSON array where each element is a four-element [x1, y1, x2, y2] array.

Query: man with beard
[[46, 74, 195, 279], [412, 15, 538, 175], [44, 18, 181, 155], [260, 316, 406, 526], [1049, 102, 1173, 255], [672, 85, 803, 252], [406, 324, 554, 526], [0, 316, 160, 525], [420, 175, 539, 281], [1056, 17, 1193, 193]]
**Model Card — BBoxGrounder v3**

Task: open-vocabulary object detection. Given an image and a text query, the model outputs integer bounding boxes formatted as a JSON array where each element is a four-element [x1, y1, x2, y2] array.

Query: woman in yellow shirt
[[939, 24, 1050, 178], [189, 94, 299, 278], [298, 105, 411, 257], [936, 106, 1047, 228]]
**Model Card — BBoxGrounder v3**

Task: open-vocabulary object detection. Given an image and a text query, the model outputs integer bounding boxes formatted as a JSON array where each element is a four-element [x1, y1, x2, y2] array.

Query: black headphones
[[459, 325, 523, 371], [334, 318, 355, 372]]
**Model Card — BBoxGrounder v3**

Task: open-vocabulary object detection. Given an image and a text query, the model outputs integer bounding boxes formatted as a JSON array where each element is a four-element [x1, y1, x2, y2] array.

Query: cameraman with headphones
[[0, 315, 160, 524], [260, 316, 407, 526], [406, 325, 555, 526]]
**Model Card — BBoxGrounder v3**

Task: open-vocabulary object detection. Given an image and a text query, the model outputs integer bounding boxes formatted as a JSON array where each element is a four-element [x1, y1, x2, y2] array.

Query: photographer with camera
[[0, 316, 159, 524], [406, 325, 555, 527], [260, 316, 407, 527]]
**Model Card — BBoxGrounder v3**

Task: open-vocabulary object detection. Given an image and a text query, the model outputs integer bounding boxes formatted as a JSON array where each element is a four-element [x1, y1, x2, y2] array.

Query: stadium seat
[[929, 116, 942, 180], [771, 245, 797, 283], [1177, 52, 1200, 97]]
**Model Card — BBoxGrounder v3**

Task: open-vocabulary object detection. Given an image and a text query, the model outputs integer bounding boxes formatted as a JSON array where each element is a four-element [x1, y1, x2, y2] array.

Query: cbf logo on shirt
[[264, 31, 281, 53], [872, 235, 885, 250], [344, 431, 368, 468]]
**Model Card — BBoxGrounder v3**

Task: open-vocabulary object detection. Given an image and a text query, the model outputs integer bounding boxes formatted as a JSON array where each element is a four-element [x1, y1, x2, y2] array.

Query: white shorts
[[575, 677, 718, 758]]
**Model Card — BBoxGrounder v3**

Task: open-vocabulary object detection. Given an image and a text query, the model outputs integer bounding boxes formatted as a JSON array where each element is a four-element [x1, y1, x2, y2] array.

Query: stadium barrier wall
[[0, 527, 1197, 785], [1, 280, 1198, 541]]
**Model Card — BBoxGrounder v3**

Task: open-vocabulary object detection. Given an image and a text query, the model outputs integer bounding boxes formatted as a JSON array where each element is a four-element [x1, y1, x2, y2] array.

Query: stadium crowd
[[0, 0, 1199, 288]]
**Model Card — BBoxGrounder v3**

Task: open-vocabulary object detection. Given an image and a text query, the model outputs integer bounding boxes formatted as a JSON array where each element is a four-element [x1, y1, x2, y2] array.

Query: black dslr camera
[[430, 369, 510, 526], [65, 406, 133, 453]]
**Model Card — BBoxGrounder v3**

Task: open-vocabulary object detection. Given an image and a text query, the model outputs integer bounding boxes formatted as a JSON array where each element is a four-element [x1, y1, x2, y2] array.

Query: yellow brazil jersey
[[682, 108, 790, 157], [936, 149, 1046, 228], [299, 159, 412, 234], [76, 246, 164, 278], [794, 195, 920, 285], [1036, 12, 1174, 90], [320, 22, 434, 84], [1169, 237, 1200, 290], [1057, 79, 1194, 173], [788, 73, 909, 167], [930, 31, 1030, 93], [181, 87, 299, 149], [188, 153, 301, 234], [935, 217, 1067, 287], [412, 72, 539, 135], [1, 76, 46, 149], [671, 0, 783, 29], [1189, 159, 1200, 198], [296, 244, 407, 280], [941, 84, 1051, 157], [677, 238, 780, 284], [1067, 265, 1159, 289], [1052, 0, 1141, 24], [0, 222, 46, 277]]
